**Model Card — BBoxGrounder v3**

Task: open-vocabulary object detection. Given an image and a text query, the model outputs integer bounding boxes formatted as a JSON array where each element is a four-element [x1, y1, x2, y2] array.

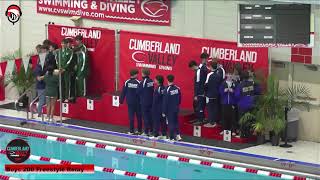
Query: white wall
[[0, 0, 319, 142]]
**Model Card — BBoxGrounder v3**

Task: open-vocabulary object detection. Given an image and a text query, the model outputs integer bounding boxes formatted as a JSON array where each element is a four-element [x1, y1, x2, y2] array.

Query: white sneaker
[[176, 134, 182, 141], [127, 132, 134, 135], [149, 136, 158, 140], [140, 133, 148, 137], [49, 118, 53, 123], [165, 139, 175, 143]]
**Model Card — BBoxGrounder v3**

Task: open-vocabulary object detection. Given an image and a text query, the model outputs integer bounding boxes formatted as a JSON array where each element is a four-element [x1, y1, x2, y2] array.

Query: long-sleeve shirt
[[120, 78, 140, 105], [204, 69, 221, 99], [162, 84, 181, 115], [137, 76, 154, 107], [194, 63, 208, 96]]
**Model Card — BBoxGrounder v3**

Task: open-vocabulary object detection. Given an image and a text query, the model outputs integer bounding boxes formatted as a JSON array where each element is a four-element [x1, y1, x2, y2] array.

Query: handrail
[[29, 91, 45, 121], [14, 85, 35, 111]]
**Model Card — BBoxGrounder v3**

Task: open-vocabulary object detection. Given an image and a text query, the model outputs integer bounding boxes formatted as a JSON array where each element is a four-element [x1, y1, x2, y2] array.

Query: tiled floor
[[240, 141, 320, 165], [0, 105, 319, 166]]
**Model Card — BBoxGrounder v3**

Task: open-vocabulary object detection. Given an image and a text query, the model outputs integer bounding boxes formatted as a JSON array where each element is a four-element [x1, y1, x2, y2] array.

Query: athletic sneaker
[[127, 132, 134, 135], [204, 123, 217, 128], [164, 139, 175, 143], [140, 133, 148, 137], [149, 136, 158, 140], [176, 134, 182, 141]]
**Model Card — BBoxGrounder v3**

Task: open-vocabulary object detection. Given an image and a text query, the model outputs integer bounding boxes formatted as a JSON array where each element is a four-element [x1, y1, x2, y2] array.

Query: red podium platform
[[52, 92, 256, 144]]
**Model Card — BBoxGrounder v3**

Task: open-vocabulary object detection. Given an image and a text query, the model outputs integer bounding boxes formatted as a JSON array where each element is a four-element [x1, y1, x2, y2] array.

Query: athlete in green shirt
[[56, 39, 74, 101], [74, 35, 89, 97]]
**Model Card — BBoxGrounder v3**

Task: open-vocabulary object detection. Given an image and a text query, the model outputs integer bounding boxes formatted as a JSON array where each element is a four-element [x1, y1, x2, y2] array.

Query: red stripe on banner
[[124, 172, 137, 177], [5, 164, 94, 174], [40, 157, 51, 162], [223, 164, 235, 170], [15, 59, 22, 74], [178, 157, 190, 162], [147, 176, 160, 180], [269, 172, 282, 177], [200, 161, 212, 166], [103, 168, 115, 173], [246, 168, 258, 174], [156, 154, 168, 159], [76, 140, 86, 145], [293, 176, 307, 180], [0, 61, 7, 76], [304, 56, 312, 64], [95, 144, 106, 149], [115, 147, 127, 152], [57, 137, 67, 142], [0, 175, 9, 180]]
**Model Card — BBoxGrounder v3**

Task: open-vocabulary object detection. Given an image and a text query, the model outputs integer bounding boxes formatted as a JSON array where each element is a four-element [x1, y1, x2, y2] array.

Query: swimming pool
[[0, 127, 310, 180]]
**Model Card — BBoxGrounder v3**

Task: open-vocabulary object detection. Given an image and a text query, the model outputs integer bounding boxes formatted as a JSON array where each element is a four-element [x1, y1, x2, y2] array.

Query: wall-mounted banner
[[48, 24, 115, 95], [37, 0, 171, 26], [120, 31, 268, 109]]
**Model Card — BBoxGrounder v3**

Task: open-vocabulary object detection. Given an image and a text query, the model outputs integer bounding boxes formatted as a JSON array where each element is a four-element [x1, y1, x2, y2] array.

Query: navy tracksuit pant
[[128, 104, 142, 133], [153, 110, 167, 137], [207, 98, 219, 125], [196, 96, 206, 120], [167, 112, 179, 140], [142, 106, 153, 134]]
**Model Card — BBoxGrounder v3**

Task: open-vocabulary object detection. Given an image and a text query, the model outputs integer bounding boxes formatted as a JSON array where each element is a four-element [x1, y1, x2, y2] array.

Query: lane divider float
[[0, 150, 168, 180], [0, 127, 310, 180]]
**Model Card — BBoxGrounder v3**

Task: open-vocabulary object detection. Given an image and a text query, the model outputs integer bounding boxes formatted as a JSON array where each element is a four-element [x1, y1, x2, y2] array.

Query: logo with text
[[5, 4, 22, 25], [6, 139, 30, 163], [141, 0, 168, 18]]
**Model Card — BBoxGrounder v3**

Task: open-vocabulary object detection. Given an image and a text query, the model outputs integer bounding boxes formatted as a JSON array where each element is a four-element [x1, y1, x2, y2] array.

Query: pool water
[[0, 132, 279, 180]]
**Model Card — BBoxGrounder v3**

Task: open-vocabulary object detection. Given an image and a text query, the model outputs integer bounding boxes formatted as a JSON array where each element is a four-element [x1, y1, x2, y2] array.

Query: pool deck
[[0, 106, 319, 179]]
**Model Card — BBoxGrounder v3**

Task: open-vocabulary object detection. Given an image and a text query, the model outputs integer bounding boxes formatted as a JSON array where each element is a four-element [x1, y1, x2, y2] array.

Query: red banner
[[120, 31, 269, 109], [37, 0, 171, 26], [48, 24, 115, 96], [5, 164, 94, 173]]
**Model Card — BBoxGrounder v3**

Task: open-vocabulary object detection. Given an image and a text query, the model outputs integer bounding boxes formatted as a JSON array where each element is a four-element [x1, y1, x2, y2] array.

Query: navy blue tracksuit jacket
[[138, 76, 154, 134], [152, 85, 166, 136], [204, 69, 222, 124], [120, 78, 142, 133], [194, 63, 208, 119], [163, 84, 181, 140]]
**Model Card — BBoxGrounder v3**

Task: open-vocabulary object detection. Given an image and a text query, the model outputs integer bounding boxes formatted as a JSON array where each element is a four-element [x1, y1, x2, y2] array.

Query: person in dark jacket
[[162, 75, 182, 141], [219, 74, 237, 136], [137, 68, 154, 136], [38, 65, 60, 122], [204, 62, 221, 128], [188, 52, 208, 126], [120, 69, 142, 135], [150, 75, 167, 139], [235, 71, 261, 137]]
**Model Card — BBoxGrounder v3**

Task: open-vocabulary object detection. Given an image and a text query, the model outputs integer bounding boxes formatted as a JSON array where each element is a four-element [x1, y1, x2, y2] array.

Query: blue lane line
[[0, 114, 319, 168]]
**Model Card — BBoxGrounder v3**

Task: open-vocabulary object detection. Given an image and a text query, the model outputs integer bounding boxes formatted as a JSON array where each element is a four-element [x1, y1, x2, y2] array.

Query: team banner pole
[[59, 51, 63, 124]]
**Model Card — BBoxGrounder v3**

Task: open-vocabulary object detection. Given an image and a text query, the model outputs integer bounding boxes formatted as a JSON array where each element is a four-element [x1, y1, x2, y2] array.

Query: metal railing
[[29, 91, 45, 122], [14, 85, 35, 121]]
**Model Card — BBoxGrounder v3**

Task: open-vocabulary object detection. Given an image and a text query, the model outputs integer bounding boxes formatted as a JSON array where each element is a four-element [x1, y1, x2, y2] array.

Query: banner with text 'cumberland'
[[120, 31, 268, 109], [37, 0, 171, 26], [48, 24, 115, 95]]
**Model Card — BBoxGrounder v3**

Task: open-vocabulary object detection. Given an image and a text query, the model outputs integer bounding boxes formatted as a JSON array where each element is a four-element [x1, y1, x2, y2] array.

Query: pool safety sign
[[37, 0, 171, 26], [87, 99, 94, 110], [112, 96, 120, 107], [193, 126, 201, 137], [62, 103, 69, 114], [223, 130, 231, 142]]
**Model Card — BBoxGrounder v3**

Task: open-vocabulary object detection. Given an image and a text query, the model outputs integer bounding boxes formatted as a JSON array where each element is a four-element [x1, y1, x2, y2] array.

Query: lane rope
[[0, 150, 169, 180], [0, 127, 312, 180]]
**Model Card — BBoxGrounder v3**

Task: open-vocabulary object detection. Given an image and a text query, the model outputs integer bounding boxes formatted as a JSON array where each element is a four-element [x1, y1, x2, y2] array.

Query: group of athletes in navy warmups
[[120, 52, 261, 141]]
